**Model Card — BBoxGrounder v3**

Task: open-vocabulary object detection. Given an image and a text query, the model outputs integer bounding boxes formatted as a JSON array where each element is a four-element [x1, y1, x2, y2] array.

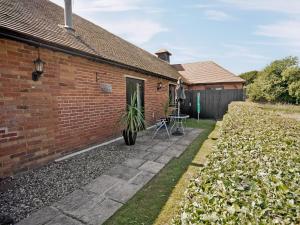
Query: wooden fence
[[181, 89, 245, 119]]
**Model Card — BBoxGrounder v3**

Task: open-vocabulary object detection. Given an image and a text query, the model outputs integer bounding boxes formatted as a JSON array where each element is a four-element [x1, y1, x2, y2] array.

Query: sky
[[49, 0, 300, 74]]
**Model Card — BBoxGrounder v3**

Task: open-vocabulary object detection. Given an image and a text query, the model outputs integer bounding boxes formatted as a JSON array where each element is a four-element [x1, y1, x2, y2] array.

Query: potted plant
[[121, 92, 145, 145]]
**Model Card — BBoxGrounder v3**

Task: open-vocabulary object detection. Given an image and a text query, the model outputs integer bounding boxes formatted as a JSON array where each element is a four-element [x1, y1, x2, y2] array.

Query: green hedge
[[174, 102, 300, 224]]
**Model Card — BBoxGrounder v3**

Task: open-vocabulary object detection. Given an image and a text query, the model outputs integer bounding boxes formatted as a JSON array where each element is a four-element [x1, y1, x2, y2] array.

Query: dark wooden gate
[[181, 89, 245, 119]]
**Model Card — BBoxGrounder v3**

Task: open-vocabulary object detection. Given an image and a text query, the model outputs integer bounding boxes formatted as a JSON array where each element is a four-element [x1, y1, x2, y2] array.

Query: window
[[169, 84, 176, 106]]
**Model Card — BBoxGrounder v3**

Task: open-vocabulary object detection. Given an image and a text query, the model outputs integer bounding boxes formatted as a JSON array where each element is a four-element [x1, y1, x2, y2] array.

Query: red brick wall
[[0, 39, 170, 176], [188, 83, 244, 90]]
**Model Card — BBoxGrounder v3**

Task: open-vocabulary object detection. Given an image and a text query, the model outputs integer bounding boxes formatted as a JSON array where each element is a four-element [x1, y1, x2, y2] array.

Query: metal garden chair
[[152, 118, 170, 139]]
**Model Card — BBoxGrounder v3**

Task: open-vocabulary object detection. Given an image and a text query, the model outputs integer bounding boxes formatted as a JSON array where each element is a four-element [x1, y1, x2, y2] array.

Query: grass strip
[[154, 121, 221, 225]]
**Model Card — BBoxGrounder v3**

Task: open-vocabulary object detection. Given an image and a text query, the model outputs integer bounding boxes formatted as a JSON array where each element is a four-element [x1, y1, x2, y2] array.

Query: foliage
[[121, 92, 145, 133], [173, 102, 300, 224], [239, 70, 259, 85], [247, 56, 300, 103]]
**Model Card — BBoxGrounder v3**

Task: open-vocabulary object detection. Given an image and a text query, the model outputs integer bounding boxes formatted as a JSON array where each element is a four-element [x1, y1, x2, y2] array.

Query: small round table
[[169, 114, 189, 136]]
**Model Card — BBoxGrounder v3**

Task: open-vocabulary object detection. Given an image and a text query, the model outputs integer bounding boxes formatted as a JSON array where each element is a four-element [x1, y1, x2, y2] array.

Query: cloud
[[256, 20, 300, 41], [204, 10, 233, 21], [219, 0, 300, 14], [222, 44, 269, 61], [50, 0, 143, 12], [256, 20, 300, 49], [100, 20, 168, 45], [171, 46, 203, 63], [49, 0, 167, 45], [193, 4, 218, 9], [76, 0, 143, 12]]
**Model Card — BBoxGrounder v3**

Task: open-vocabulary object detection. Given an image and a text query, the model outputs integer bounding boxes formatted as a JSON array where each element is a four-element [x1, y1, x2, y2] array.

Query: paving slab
[[106, 165, 140, 181], [153, 141, 173, 148], [134, 151, 150, 159], [143, 152, 161, 161], [184, 127, 193, 132], [122, 158, 145, 168], [135, 137, 159, 145], [155, 155, 173, 164], [129, 171, 156, 186], [105, 182, 141, 204], [53, 189, 96, 212], [84, 175, 123, 195], [163, 148, 182, 158], [178, 138, 194, 146], [15, 128, 202, 225], [70, 198, 122, 225], [189, 129, 202, 134], [45, 214, 83, 225], [169, 144, 186, 152], [16, 207, 61, 225], [187, 130, 201, 137], [133, 144, 150, 151], [139, 161, 165, 174], [147, 145, 168, 154]]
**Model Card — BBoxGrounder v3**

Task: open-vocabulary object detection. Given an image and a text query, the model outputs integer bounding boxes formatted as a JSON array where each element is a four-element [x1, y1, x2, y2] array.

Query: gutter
[[188, 81, 246, 85], [0, 27, 178, 82]]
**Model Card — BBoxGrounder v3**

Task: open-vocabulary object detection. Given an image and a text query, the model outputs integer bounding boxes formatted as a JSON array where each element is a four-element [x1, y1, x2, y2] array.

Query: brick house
[[0, 0, 181, 176], [0, 0, 244, 176]]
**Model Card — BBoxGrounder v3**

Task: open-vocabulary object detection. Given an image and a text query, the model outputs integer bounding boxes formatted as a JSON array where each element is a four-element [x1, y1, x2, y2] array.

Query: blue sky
[[50, 0, 300, 74]]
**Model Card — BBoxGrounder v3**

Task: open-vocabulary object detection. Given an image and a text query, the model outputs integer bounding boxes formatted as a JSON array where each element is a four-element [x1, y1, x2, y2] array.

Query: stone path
[[16, 128, 202, 225]]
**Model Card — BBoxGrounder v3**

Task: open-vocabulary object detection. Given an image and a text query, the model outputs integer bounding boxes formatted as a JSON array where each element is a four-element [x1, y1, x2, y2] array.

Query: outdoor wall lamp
[[157, 81, 162, 90], [32, 48, 45, 81]]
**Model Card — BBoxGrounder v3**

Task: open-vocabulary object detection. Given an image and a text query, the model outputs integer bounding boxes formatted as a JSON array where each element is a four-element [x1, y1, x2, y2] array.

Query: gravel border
[[0, 139, 140, 223]]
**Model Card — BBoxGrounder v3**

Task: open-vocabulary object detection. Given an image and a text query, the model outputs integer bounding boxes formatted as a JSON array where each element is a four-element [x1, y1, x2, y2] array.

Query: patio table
[[169, 114, 189, 135]]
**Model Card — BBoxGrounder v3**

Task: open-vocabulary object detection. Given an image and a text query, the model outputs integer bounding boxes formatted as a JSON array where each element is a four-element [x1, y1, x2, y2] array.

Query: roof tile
[[0, 0, 180, 80], [173, 61, 245, 84]]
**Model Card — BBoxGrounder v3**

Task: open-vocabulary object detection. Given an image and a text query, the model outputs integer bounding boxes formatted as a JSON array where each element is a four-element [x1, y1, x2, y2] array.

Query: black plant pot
[[122, 130, 137, 145]]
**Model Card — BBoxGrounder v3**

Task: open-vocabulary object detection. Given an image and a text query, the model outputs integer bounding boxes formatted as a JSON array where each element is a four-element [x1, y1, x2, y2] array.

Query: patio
[[1, 127, 202, 225]]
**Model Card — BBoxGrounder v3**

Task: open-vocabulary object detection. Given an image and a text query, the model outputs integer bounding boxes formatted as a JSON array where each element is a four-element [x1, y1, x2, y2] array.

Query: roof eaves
[[189, 80, 246, 85], [0, 26, 178, 82]]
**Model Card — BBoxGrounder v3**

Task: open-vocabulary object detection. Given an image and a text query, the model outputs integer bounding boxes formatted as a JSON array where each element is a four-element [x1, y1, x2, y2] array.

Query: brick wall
[[188, 83, 244, 90], [0, 39, 170, 176]]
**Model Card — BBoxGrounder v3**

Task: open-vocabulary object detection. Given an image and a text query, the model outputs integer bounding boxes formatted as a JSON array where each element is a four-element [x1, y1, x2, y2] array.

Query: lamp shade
[[34, 57, 45, 74]]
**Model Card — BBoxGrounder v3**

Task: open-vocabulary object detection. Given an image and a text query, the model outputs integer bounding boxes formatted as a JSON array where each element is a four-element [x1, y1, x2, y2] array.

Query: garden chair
[[152, 118, 170, 139]]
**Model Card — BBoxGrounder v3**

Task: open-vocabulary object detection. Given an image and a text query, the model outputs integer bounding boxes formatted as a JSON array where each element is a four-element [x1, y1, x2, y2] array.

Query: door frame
[[125, 76, 145, 113], [124, 74, 147, 81]]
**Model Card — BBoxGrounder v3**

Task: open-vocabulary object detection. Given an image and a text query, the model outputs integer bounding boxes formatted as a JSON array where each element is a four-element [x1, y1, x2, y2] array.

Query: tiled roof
[[172, 61, 245, 84], [0, 0, 180, 80]]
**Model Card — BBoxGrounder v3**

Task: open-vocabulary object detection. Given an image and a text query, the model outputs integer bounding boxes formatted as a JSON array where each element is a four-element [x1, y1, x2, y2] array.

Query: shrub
[[239, 70, 259, 85], [247, 56, 300, 104], [173, 102, 300, 224]]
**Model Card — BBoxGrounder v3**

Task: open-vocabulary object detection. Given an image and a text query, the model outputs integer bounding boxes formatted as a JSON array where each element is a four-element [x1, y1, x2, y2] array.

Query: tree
[[239, 70, 259, 85], [247, 56, 300, 104]]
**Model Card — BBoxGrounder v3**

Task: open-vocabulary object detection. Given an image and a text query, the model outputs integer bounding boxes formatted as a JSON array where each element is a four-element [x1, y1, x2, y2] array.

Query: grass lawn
[[103, 119, 216, 225], [250, 101, 300, 114]]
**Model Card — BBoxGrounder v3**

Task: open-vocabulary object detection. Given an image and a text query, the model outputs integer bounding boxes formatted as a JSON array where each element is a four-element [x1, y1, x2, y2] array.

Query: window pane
[[169, 84, 176, 106]]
